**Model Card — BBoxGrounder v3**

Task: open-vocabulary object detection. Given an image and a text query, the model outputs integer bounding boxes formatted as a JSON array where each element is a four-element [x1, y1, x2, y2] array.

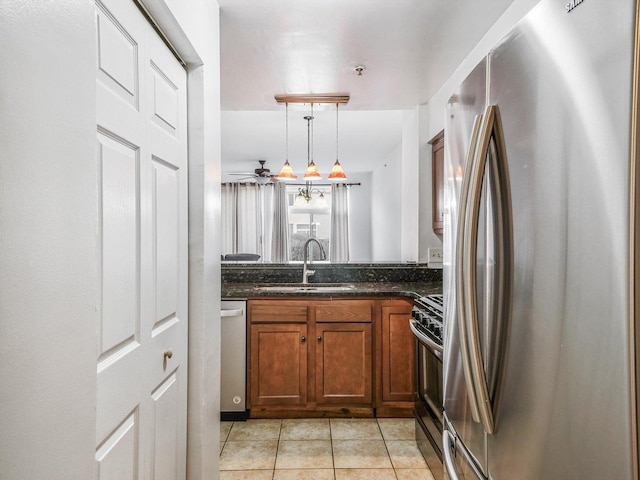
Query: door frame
[[117, 2, 222, 479], [631, 0, 640, 477]]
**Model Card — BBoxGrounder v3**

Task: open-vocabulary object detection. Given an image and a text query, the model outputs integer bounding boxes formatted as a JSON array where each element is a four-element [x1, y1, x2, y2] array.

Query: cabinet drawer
[[250, 303, 308, 323], [315, 301, 372, 323]]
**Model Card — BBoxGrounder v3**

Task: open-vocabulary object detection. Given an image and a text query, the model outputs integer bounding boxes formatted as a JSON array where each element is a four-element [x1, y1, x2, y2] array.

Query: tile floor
[[219, 418, 435, 480]]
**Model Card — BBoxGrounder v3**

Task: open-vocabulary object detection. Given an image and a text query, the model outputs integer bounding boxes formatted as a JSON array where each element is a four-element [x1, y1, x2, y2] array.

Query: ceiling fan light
[[303, 160, 322, 180], [328, 159, 347, 181], [276, 160, 296, 181]]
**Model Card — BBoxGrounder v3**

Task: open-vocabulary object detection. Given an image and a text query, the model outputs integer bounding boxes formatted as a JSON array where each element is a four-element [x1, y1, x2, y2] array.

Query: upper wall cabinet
[[430, 131, 445, 235]]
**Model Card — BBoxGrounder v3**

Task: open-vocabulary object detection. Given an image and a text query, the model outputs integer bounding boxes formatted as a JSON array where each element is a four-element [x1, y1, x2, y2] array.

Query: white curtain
[[221, 183, 237, 257], [271, 181, 290, 263], [221, 183, 263, 258], [262, 185, 274, 262], [330, 183, 350, 262]]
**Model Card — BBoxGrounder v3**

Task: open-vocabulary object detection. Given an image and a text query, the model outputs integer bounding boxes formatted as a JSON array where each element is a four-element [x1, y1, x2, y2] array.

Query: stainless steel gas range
[[409, 294, 443, 479]]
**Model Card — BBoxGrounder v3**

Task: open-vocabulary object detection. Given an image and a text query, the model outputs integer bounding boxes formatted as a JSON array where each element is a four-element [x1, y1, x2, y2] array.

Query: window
[[287, 186, 331, 261]]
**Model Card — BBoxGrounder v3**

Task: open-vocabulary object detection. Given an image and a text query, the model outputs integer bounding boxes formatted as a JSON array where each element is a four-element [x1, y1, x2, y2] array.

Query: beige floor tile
[[332, 439, 392, 469], [274, 468, 335, 479], [220, 421, 233, 441], [275, 440, 334, 469], [220, 441, 225, 455], [220, 440, 278, 470], [281, 418, 331, 440], [385, 440, 428, 469], [335, 468, 397, 479], [227, 419, 282, 441], [395, 469, 435, 480], [330, 419, 383, 440], [219, 470, 274, 480], [377, 418, 415, 440]]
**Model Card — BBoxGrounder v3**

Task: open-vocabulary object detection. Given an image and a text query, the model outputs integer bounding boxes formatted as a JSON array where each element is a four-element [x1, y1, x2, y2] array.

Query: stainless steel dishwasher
[[220, 300, 247, 421]]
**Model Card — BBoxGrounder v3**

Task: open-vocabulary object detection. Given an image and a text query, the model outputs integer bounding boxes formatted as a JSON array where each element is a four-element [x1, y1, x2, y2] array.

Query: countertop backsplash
[[222, 263, 442, 285]]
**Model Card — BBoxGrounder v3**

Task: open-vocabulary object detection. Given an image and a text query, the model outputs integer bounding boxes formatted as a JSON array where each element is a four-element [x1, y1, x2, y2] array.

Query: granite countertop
[[222, 281, 442, 300]]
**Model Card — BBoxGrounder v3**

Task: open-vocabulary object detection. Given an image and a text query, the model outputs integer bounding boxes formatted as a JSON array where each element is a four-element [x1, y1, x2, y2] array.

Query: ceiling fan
[[228, 160, 277, 184]]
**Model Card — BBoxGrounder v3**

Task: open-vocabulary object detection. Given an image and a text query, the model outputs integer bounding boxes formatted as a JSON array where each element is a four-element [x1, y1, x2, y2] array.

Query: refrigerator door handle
[[463, 105, 513, 436], [455, 113, 484, 424]]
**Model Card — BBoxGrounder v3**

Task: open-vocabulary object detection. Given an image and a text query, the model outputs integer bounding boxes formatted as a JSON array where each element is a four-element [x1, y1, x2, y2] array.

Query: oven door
[[411, 320, 444, 478]]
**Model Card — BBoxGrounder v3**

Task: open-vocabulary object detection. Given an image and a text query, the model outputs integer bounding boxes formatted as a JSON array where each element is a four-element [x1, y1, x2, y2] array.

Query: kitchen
[[2, 1, 640, 480]]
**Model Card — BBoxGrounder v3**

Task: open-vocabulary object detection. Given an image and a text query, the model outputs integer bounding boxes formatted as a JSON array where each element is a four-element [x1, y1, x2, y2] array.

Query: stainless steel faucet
[[302, 238, 326, 284]]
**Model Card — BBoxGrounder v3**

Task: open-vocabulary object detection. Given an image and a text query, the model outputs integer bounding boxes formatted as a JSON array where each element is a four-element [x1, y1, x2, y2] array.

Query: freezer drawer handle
[[443, 430, 461, 480], [220, 309, 244, 317]]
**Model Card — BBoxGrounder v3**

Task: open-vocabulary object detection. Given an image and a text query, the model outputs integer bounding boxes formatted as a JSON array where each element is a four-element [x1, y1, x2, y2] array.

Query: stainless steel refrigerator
[[442, 1, 636, 478]]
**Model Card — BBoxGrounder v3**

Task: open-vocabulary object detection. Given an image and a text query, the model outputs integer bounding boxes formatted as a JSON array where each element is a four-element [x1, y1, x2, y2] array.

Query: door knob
[[164, 349, 173, 360]]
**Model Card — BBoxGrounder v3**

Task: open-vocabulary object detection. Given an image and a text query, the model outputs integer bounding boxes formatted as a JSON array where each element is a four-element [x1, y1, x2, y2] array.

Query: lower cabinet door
[[381, 303, 415, 402], [316, 322, 373, 405], [249, 323, 308, 406]]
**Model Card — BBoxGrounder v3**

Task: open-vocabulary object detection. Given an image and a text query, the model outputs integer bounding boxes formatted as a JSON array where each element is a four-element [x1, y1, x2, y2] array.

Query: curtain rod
[[221, 182, 361, 187], [285, 182, 361, 187]]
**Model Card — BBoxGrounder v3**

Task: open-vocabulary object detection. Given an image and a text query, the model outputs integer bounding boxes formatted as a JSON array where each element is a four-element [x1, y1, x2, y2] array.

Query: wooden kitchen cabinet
[[376, 298, 415, 416], [430, 130, 445, 235], [249, 323, 308, 406], [248, 301, 309, 408], [248, 297, 413, 417], [315, 299, 373, 405]]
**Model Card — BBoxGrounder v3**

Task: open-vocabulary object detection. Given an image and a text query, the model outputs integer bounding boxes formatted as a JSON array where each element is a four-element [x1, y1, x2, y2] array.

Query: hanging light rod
[[274, 93, 350, 105]]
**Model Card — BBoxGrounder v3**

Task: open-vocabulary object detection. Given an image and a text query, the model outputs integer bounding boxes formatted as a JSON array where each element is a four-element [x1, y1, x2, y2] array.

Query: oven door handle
[[409, 319, 443, 355]]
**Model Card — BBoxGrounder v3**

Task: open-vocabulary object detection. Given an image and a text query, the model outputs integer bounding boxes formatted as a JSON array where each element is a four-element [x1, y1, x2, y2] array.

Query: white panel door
[[95, 0, 188, 478]]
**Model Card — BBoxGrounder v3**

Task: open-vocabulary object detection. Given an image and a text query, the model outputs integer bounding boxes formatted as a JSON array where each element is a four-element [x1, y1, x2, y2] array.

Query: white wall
[[418, 106, 444, 263], [400, 108, 420, 262], [347, 172, 373, 262], [0, 1, 222, 479], [0, 2, 97, 479], [371, 143, 403, 260]]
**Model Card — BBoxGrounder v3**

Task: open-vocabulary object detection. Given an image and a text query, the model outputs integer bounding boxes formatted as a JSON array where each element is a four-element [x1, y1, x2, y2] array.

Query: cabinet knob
[[164, 349, 173, 360], [317, 336, 322, 343], [301, 336, 306, 343]]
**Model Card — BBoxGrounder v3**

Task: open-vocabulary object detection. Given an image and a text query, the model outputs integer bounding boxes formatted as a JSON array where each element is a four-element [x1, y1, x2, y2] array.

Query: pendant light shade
[[328, 103, 347, 181], [276, 103, 297, 181], [277, 160, 296, 181], [328, 160, 347, 181], [303, 160, 321, 180]]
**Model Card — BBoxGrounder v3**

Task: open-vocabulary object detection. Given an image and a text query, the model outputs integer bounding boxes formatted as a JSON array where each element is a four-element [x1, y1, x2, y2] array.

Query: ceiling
[[218, 0, 518, 175]]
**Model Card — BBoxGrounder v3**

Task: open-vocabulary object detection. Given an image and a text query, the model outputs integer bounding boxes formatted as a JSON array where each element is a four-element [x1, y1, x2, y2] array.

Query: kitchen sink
[[255, 284, 356, 293]]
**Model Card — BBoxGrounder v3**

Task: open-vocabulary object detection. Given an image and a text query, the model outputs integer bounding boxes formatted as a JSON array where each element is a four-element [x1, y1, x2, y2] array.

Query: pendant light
[[276, 103, 297, 181], [303, 104, 322, 181], [328, 102, 347, 181], [274, 93, 351, 183]]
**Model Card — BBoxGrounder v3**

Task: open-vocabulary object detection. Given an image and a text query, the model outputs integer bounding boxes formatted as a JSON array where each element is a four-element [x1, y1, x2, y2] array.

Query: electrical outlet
[[428, 247, 443, 263]]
